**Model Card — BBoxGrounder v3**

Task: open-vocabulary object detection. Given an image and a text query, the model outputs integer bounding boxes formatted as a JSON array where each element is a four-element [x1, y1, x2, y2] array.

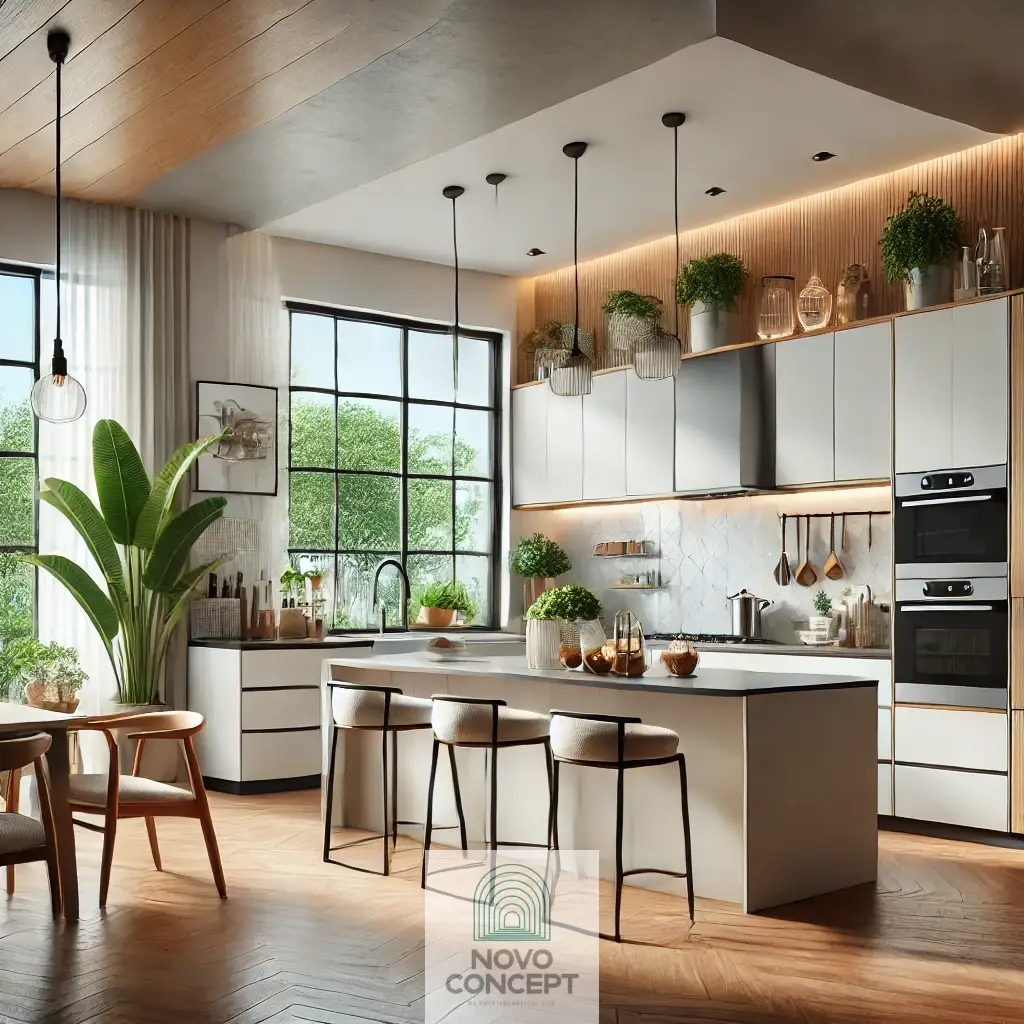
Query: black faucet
[[370, 558, 410, 633]]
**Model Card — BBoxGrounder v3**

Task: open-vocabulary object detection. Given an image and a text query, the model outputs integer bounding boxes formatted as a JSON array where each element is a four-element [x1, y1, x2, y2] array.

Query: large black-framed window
[[0, 263, 41, 649], [286, 303, 502, 631]]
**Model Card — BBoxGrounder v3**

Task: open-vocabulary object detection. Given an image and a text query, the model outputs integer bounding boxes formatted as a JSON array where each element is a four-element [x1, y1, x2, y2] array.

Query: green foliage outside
[[526, 584, 603, 622], [0, 395, 36, 645], [601, 290, 663, 322], [0, 637, 85, 703], [880, 191, 962, 283], [509, 533, 571, 579], [289, 397, 487, 627], [676, 252, 748, 311]]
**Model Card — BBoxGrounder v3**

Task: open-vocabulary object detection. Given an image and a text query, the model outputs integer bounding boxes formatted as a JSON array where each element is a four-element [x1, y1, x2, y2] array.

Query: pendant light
[[31, 30, 87, 424], [443, 184, 464, 585], [550, 141, 592, 397], [633, 113, 685, 381]]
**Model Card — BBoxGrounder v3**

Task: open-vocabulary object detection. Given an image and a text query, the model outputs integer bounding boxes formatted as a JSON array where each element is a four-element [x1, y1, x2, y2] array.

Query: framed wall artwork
[[194, 380, 278, 495]]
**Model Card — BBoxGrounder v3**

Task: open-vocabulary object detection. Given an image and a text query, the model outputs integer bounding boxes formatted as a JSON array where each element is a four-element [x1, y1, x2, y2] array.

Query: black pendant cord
[[442, 184, 465, 587], [572, 154, 580, 354], [54, 46, 62, 363], [672, 122, 679, 340]]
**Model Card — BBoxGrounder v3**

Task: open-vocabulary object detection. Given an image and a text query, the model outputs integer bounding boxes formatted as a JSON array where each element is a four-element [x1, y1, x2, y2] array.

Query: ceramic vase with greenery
[[677, 252, 748, 352], [25, 420, 228, 710], [417, 580, 475, 628], [810, 589, 835, 637], [525, 584, 603, 670], [602, 290, 662, 351], [0, 637, 86, 711], [509, 533, 572, 620], [880, 191, 961, 310]]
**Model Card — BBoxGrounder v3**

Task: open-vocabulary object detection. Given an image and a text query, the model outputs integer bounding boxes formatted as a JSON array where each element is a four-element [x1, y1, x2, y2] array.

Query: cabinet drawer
[[878, 708, 891, 760], [242, 687, 320, 731], [878, 763, 892, 816], [894, 707, 1007, 772], [894, 764, 1007, 831], [241, 729, 320, 782], [241, 649, 324, 689]]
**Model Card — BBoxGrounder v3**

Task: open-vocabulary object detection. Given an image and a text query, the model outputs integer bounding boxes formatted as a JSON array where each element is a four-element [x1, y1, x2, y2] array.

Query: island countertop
[[323, 651, 878, 697]]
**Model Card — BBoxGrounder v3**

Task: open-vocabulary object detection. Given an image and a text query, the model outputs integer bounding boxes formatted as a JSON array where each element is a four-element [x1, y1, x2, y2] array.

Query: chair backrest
[[0, 732, 52, 772], [75, 710, 205, 738]]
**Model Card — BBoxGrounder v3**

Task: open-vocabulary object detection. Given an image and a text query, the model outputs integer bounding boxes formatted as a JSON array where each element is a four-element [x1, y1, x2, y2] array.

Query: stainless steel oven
[[894, 464, 1007, 578], [893, 576, 1008, 709]]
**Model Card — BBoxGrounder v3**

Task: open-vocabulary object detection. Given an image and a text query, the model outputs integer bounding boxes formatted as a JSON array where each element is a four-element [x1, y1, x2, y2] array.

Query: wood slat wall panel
[[1013, 598, 1024, 711], [1012, 710, 1024, 833], [1012, 295, 1024, 596], [524, 136, 1024, 373]]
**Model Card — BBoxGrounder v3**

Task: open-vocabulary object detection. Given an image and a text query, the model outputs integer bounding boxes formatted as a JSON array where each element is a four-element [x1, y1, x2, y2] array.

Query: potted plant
[[880, 190, 961, 310], [280, 565, 305, 606], [304, 567, 324, 592], [25, 420, 228, 775], [417, 580, 475, 628], [677, 252, 748, 352], [810, 589, 835, 637], [525, 584, 603, 670], [0, 637, 86, 712], [509, 533, 571, 620], [602, 290, 662, 351]]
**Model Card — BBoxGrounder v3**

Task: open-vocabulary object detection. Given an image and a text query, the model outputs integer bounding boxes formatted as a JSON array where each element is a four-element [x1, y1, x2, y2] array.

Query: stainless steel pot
[[727, 589, 772, 638]]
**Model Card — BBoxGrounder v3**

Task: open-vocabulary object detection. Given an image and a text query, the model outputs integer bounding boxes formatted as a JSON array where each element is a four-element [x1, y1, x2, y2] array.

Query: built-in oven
[[893, 576, 1008, 709], [894, 464, 1007, 578]]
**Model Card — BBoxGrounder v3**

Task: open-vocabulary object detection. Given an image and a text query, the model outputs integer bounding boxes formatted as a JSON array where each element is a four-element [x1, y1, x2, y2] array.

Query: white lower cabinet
[[894, 764, 1008, 832], [878, 708, 891, 760], [894, 707, 1008, 772], [878, 763, 892, 816]]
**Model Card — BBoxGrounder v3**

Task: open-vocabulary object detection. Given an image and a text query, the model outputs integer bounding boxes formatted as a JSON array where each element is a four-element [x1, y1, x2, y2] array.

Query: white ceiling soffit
[[265, 38, 995, 276]]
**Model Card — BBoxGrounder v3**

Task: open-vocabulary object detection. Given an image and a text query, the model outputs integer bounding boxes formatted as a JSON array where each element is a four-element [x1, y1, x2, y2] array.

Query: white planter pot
[[809, 616, 836, 638], [526, 620, 562, 670], [905, 265, 952, 311], [689, 302, 739, 352], [99, 701, 181, 782]]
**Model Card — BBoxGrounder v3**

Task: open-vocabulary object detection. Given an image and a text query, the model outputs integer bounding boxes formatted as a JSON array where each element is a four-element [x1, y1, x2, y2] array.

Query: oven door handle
[[899, 494, 993, 507], [899, 604, 995, 612]]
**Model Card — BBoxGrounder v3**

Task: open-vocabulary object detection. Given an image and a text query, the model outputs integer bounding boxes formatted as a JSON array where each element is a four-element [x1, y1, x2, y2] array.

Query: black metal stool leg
[[447, 745, 468, 851], [391, 731, 399, 850], [550, 759, 560, 851], [544, 740, 555, 851], [420, 738, 440, 889], [679, 754, 695, 922], [381, 725, 391, 876], [614, 764, 625, 943], [489, 743, 499, 851], [323, 726, 339, 863]]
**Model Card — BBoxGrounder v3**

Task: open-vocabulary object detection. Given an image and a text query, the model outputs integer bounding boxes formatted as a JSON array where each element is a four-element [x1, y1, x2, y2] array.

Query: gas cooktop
[[645, 632, 782, 645]]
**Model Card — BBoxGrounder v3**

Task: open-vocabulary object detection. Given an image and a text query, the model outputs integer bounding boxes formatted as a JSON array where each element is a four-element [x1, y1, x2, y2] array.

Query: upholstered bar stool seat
[[331, 688, 433, 729], [0, 813, 46, 855], [550, 717, 679, 764]]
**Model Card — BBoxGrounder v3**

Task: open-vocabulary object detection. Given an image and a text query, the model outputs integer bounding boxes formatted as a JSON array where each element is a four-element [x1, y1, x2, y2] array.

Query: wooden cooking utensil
[[773, 514, 791, 586], [824, 513, 845, 580], [841, 513, 848, 551], [795, 515, 817, 587]]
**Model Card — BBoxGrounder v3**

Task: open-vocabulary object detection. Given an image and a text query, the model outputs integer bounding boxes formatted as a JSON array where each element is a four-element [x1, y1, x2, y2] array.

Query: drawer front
[[878, 763, 892, 816], [878, 708, 891, 760], [241, 729, 320, 782], [242, 687, 320, 731], [894, 764, 1007, 831], [241, 649, 326, 689], [895, 707, 1007, 772]]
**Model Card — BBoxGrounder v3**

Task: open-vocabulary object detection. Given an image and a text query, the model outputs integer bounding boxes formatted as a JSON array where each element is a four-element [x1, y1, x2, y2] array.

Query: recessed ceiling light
[[526, 248, 546, 256], [812, 151, 836, 162], [705, 186, 726, 196]]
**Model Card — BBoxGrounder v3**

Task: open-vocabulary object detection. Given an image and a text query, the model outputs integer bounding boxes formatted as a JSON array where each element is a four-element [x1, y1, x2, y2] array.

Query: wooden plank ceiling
[[0, 0, 446, 204]]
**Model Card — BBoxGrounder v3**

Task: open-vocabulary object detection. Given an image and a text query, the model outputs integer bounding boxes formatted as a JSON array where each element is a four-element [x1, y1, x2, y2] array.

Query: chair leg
[[98, 809, 118, 909], [184, 738, 227, 898], [421, 738, 440, 889], [5, 767, 20, 896], [381, 726, 390, 877], [679, 754, 695, 923], [323, 727, 339, 862], [550, 759, 560, 851], [544, 740, 555, 850], [488, 743, 498, 852], [391, 731, 399, 849], [145, 817, 162, 871], [613, 765, 625, 943], [31, 758, 61, 918], [447, 745, 468, 851]]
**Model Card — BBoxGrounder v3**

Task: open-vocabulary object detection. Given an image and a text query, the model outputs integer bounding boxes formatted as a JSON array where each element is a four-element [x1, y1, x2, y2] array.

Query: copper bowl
[[660, 648, 699, 677]]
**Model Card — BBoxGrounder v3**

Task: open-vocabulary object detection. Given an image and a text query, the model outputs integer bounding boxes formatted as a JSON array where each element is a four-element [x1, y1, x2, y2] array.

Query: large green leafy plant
[[602, 290, 663, 322], [880, 191, 961, 283], [676, 252, 748, 310], [25, 420, 228, 706], [509, 534, 571, 578], [526, 584, 603, 622]]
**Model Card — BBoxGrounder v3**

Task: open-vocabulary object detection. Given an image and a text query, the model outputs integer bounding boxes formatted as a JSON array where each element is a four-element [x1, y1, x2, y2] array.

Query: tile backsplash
[[512, 486, 892, 642]]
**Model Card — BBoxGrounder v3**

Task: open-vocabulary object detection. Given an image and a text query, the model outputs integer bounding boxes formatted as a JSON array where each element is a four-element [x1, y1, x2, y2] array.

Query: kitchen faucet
[[370, 558, 410, 633]]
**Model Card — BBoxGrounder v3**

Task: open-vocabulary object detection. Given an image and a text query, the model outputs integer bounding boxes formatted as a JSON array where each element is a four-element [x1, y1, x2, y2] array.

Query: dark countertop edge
[[537, 675, 880, 697], [690, 642, 891, 660], [189, 639, 374, 651]]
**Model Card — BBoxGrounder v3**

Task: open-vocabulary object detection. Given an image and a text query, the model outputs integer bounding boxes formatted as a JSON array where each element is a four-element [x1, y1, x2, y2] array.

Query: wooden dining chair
[[0, 733, 60, 916], [68, 710, 226, 907]]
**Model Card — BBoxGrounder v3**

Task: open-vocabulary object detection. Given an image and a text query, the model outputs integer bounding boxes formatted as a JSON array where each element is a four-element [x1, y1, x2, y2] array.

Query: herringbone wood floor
[[2, 790, 1024, 1023]]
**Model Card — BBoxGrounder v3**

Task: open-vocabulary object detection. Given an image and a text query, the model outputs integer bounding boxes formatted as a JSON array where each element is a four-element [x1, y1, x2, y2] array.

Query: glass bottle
[[989, 226, 1008, 293], [954, 246, 977, 301], [797, 275, 833, 331], [757, 276, 796, 340]]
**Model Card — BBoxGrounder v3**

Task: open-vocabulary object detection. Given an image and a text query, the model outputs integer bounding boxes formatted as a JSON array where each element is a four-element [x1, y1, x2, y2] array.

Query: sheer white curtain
[[38, 199, 190, 717]]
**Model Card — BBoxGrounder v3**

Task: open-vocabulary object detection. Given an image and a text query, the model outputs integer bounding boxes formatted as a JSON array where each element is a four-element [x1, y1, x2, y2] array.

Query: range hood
[[674, 345, 775, 496]]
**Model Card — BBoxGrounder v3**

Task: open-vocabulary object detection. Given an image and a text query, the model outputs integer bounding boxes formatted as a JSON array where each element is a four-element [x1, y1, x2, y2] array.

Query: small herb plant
[[0, 638, 86, 703], [419, 580, 475, 619], [676, 252, 748, 310], [812, 590, 833, 617], [509, 534, 571, 579], [880, 191, 961, 283], [304, 568, 324, 580], [526, 584, 603, 622], [280, 566, 305, 594], [602, 290, 663, 322]]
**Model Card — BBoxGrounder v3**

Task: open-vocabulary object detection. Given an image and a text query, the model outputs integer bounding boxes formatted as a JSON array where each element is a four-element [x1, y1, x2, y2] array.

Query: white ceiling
[[264, 37, 995, 276]]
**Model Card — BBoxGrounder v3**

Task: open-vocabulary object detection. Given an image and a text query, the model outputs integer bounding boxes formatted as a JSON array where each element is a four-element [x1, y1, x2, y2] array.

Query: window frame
[[286, 301, 503, 631], [0, 261, 42, 636]]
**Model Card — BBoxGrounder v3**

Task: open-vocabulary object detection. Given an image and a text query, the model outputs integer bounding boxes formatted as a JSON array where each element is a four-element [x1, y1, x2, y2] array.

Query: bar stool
[[421, 696, 553, 888], [549, 710, 694, 942], [324, 679, 467, 876]]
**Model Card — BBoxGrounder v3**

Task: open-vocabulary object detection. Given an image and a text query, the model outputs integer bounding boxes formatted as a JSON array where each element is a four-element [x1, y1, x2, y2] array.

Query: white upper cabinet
[[834, 322, 892, 482], [894, 297, 1007, 473], [545, 392, 583, 504], [583, 371, 626, 500], [625, 371, 675, 496], [511, 384, 548, 506], [775, 334, 835, 486]]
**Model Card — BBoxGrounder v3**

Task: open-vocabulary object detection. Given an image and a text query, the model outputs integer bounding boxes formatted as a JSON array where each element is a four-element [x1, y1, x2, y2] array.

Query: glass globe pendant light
[[30, 29, 87, 424], [633, 113, 685, 381], [550, 141, 593, 397]]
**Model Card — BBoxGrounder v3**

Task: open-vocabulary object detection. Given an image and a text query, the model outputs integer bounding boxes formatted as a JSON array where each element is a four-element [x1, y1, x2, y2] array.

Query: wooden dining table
[[0, 702, 80, 921]]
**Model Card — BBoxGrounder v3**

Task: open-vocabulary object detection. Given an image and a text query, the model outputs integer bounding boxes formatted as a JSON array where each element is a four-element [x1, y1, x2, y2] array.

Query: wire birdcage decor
[[633, 329, 681, 380]]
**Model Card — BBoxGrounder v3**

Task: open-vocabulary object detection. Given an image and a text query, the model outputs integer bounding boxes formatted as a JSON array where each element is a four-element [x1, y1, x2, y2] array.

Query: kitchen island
[[323, 650, 878, 912]]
